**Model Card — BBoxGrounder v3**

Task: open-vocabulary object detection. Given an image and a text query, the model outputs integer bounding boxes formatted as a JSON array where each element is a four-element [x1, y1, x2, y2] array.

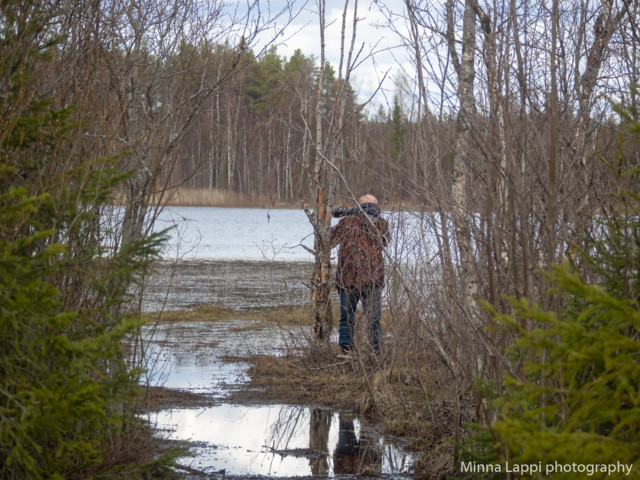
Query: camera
[[330, 206, 359, 218]]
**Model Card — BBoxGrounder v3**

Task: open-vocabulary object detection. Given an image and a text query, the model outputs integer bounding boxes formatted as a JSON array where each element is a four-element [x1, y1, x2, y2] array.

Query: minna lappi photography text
[[461, 461, 634, 476]]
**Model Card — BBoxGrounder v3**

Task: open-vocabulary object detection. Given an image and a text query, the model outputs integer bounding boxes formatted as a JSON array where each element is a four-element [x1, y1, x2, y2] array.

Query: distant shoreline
[[147, 187, 415, 211], [156, 187, 299, 209]]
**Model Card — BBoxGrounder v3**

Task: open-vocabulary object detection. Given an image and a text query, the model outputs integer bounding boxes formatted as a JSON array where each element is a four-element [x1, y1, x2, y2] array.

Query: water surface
[[153, 405, 413, 477], [143, 260, 316, 312], [138, 319, 305, 398], [150, 206, 439, 264], [153, 207, 323, 262]]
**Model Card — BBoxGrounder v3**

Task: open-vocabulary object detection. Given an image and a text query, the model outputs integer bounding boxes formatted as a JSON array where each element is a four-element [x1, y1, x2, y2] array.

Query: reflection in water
[[308, 410, 383, 476], [333, 415, 381, 475], [139, 286, 413, 477], [153, 404, 413, 477], [309, 408, 331, 475]]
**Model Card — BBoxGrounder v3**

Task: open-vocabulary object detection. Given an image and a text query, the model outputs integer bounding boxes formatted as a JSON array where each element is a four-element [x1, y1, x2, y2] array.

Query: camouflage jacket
[[330, 208, 390, 289]]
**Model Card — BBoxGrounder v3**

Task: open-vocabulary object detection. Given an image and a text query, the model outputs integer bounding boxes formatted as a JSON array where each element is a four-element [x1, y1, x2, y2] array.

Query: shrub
[[0, 2, 167, 478], [486, 91, 640, 478]]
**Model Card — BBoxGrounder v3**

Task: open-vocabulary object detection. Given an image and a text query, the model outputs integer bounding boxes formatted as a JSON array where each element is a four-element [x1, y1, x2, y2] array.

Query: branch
[[446, 0, 461, 75]]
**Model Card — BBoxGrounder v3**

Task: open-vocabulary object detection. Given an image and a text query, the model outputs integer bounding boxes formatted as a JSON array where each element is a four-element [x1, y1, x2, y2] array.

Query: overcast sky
[[253, 0, 412, 110]]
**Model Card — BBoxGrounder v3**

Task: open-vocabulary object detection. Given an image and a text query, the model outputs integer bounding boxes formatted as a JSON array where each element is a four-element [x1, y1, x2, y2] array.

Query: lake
[[153, 206, 328, 262], [142, 206, 441, 313], [151, 206, 440, 264]]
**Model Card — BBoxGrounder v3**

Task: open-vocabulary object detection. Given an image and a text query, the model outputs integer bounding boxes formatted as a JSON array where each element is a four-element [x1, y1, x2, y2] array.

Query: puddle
[[137, 320, 303, 398], [153, 404, 414, 477]]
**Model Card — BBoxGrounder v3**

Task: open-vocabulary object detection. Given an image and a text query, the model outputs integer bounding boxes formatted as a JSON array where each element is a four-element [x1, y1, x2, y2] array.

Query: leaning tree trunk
[[310, 186, 334, 347], [306, 0, 358, 351]]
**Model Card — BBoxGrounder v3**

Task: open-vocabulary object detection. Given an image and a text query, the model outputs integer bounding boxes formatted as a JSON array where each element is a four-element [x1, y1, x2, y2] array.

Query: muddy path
[[138, 261, 415, 479]]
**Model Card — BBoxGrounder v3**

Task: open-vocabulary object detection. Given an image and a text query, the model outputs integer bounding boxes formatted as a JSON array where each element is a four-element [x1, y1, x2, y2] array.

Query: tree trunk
[[308, 0, 335, 351], [448, 0, 479, 322]]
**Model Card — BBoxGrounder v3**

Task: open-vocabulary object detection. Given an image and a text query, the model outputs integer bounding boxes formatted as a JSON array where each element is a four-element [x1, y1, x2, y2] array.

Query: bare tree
[[368, 0, 639, 471], [302, 0, 365, 350], [61, 1, 297, 246]]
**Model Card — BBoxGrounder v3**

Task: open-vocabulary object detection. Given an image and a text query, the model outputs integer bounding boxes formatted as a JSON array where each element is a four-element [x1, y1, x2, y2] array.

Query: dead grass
[[144, 304, 316, 327], [158, 187, 298, 209], [143, 304, 237, 323], [234, 352, 363, 407], [238, 348, 461, 439], [111, 185, 428, 211], [111, 186, 302, 208], [133, 385, 215, 412], [268, 351, 464, 479]]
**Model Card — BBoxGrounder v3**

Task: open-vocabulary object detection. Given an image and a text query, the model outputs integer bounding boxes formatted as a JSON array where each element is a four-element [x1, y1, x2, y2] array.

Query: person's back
[[330, 195, 389, 354], [331, 209, 388, 289]]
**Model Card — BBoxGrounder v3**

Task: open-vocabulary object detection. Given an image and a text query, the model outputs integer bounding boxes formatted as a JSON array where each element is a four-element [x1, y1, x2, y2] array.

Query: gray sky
[[255, 0, 411, 109]]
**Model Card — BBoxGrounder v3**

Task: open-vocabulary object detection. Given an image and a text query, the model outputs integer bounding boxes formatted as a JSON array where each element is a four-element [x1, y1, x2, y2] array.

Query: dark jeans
[[338, 286, 381, 353]]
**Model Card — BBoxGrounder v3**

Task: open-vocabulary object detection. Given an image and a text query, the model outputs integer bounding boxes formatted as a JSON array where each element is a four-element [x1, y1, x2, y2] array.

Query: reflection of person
[[333, 415, 381, 475], [330, 194, 389, 354], [333, 417, 359, 474]]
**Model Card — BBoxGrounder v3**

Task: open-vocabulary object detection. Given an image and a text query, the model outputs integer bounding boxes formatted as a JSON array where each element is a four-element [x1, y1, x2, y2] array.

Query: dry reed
[[159, 188, 298, 208]]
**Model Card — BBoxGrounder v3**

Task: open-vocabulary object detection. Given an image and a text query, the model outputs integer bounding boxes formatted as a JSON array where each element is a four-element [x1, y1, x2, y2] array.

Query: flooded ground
[[139, 261, 414, 478], [138, 319, 304, 399], [143, 260, 318, 312]]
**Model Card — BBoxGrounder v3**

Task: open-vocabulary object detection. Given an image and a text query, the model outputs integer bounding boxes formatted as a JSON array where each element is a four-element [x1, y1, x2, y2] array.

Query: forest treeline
[[168, 43, 380, 203], [1, 0, 640, 478], [97, 42, 429, 206]]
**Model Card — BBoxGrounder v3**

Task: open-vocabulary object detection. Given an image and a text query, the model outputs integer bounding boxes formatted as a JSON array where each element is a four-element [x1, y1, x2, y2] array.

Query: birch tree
[[371, 0, 639, 471]]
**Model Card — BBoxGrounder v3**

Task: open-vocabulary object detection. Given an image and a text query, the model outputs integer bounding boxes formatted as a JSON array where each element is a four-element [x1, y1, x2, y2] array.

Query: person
[[330, 194, 389, 355]]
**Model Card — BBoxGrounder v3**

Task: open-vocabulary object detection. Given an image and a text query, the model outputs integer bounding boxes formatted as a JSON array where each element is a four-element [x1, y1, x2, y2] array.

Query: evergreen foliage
[[0, 1, 167, 478], [390, 94, 405, 163], [248, 46, 284, 112], [483, 92, 640, 478], [489, 266, 640, 475]]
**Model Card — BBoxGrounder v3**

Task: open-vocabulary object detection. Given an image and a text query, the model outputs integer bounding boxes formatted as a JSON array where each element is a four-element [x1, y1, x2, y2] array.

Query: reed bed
[[160, 188, 297, 208]]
